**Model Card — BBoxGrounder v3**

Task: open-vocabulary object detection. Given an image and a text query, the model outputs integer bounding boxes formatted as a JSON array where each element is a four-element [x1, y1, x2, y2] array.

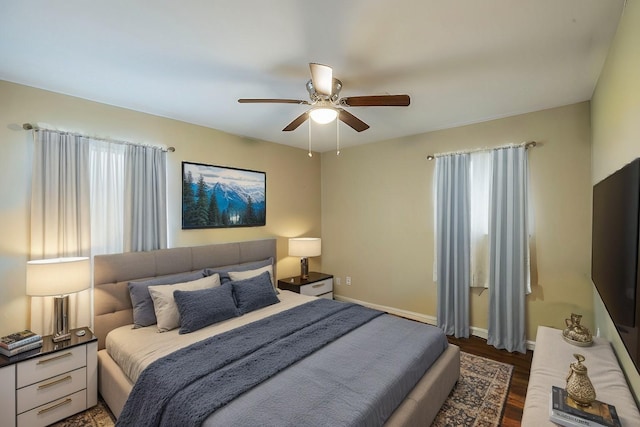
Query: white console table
[[522, 326, 640, 426]]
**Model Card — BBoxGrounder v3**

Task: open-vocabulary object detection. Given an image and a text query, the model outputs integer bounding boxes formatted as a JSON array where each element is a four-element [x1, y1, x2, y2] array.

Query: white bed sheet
[[106, 290, 317, 383]]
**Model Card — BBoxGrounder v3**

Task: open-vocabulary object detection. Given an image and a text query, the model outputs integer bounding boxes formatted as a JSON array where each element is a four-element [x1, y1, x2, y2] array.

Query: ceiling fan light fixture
[[309, 107, 338, 124], [239, 63, 410, 134]]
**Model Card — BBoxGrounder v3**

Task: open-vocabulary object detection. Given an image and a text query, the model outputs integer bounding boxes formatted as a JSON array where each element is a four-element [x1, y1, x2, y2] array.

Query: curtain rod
[[22, 123, 176, 153], [426, 141, 537, 160]]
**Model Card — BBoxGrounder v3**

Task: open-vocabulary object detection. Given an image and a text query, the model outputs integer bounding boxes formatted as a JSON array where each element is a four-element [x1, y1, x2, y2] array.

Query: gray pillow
[[204, 257, 273, 283], [128, 270, 205, 328], [174, 284, 239, 334], [232, 271, 280, 315]]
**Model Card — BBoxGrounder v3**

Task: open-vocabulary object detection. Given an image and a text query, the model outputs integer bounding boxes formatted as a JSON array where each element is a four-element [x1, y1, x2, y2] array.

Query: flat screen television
[[591, 158, 640, 370]]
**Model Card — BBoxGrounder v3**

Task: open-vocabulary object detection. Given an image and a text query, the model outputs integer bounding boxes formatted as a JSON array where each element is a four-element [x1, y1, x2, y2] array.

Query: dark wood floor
[[447, 335, 533, 426]]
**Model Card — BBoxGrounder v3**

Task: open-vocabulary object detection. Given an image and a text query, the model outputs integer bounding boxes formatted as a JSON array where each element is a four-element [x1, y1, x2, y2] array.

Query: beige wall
[[0, 80, 322, 338], [321, 102, 593, 342], [591, 0, 640, 399]]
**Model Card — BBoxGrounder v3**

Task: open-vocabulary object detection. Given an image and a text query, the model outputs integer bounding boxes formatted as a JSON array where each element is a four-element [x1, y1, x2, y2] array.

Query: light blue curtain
[[30, 130, 92, 335], [434, 154, 471, 338], [487, 146, 530, 353], [30, 129, 168, 334], [124, 144, 167, 252]]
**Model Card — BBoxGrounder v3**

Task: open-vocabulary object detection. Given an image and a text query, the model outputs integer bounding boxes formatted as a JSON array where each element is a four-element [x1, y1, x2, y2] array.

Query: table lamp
[[26, 257, 90, 342], [289, 238, 321, 280]]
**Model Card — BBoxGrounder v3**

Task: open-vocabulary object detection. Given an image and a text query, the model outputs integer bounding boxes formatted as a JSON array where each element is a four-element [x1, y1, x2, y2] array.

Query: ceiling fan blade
[[338, 109, 370, 132], [238, 98, 309, 104], [340, 95, 410, 107], [283, 112, 309, 132], [309, 63, 333, 96]]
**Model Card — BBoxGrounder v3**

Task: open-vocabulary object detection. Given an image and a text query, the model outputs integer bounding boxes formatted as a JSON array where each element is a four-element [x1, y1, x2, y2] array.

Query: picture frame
[[182, 161, 266, 229]]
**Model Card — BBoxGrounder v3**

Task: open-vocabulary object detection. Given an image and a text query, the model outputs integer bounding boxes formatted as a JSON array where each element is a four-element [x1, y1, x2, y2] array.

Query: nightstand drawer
[[319, 292, 334, 300], [17, 346, 86, 388], [17, 389, 86, 427], [17, 367, 86, 414], [300, 278, 333, 297]]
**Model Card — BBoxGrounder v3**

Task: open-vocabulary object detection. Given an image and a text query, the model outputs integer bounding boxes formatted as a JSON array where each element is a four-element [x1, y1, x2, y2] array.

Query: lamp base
[[52, 295, 71, 342], [52, 331, 71, 342], [300, 257, 309, 280]]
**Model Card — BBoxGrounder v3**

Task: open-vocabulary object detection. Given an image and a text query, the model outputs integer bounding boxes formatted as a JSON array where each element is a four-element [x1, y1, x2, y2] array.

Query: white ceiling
[[0, 0, 625, 152]]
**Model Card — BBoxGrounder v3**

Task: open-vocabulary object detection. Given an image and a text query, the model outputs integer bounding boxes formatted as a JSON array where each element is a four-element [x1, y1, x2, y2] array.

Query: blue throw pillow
[[173, 284, 239, 334], [231, 271, 280, 315], [128, 270, 206, 328]]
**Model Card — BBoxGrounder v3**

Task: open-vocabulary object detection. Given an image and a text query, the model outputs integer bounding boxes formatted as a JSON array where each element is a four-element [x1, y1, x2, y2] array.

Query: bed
[[93, 238, 460, 426]]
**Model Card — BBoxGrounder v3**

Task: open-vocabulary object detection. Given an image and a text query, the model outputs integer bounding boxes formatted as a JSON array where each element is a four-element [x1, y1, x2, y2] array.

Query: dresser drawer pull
[[37, 352, 72, 365], [37, 398, 72, 415], [311, 283, 325, 288], [37, 375, 72, 390]]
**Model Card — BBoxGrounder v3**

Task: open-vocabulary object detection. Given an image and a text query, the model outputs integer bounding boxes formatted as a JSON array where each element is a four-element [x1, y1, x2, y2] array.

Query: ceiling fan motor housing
[[306, 79, 342, 103]]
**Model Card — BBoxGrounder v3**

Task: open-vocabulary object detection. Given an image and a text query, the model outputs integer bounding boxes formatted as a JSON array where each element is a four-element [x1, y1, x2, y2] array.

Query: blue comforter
[[116, 299, 384, 427]]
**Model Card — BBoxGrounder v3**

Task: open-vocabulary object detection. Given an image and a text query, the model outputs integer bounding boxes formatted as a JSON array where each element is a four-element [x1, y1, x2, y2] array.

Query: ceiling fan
[[238, 63, 410, 133]]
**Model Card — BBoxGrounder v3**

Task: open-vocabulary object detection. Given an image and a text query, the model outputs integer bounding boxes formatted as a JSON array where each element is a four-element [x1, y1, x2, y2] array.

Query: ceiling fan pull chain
[[308, 118, 313, 157], [336, 119, 340, 156]]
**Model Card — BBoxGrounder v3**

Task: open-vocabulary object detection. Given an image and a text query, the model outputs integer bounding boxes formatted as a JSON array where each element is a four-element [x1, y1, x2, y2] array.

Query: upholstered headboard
[[93, 239, 276, 350]]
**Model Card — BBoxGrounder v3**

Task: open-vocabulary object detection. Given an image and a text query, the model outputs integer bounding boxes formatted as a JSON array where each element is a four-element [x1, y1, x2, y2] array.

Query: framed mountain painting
[[182, 162, 266, 229]]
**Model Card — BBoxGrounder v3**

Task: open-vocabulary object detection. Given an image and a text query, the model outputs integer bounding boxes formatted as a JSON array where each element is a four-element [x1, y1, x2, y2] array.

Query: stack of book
[[0, 330, 43, 357], [550, 385, 621, 427]]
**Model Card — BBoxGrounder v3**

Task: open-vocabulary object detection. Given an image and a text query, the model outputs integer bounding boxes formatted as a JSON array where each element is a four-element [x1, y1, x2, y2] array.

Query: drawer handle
[[311, 283, 325, 288], [37, 398, 72, 415], [37, 352, 72, 365], [38, 375, 72, 390]]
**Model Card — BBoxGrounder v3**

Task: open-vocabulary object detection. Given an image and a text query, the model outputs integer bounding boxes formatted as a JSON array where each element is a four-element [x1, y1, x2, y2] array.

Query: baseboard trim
[[334, 295, 536, 351], [335, 295, 438, 325]]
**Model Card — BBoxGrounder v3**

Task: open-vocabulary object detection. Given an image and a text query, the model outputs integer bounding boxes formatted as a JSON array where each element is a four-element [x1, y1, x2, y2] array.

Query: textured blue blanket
[[116, 299, 383, 427]]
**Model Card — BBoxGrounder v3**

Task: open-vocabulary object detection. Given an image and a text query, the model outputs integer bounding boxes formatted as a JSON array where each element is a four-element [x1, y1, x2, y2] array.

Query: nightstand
[[0, 327, 98, 427], [278, 272, 334, 299]]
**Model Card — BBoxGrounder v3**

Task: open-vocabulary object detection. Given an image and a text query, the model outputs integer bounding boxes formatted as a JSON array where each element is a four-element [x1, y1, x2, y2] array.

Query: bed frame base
[[385, 344, 460, 426]]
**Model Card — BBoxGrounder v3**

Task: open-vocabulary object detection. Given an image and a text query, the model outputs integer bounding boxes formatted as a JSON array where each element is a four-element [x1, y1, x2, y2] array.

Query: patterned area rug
[[52, 351, 512, 427], [50, 399, 115, 427], [432, 351, 514, 426]]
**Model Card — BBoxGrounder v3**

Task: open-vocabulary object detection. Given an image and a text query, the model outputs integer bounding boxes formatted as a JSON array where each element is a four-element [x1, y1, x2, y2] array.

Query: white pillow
[[228, 265, 274, 286], [148, 274, 220, 332], [228, 265, 278, 294]]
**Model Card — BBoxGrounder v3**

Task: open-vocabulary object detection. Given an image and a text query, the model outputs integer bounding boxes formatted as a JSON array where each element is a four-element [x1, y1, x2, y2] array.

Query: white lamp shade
[[309, 108, 337, 124], [289, 238, 321, 257], [26, 257, 90, 296]]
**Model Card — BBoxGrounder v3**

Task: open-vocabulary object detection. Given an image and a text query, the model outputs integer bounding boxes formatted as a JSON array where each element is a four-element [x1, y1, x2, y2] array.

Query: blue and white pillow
[[148, 274, 221, 332]]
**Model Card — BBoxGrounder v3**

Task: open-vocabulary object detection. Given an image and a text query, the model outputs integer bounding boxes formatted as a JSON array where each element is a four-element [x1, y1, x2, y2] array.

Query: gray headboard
[[93, 238, 276, 350]]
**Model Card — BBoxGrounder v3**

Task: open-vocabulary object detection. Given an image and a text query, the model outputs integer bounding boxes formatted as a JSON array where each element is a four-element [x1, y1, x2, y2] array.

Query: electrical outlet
[[335, 277, 341, 285], [346, 276, 351, 286]]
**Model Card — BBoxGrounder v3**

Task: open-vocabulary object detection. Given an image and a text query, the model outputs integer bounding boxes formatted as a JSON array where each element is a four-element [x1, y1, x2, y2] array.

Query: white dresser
[[0, 328, 98, 427]]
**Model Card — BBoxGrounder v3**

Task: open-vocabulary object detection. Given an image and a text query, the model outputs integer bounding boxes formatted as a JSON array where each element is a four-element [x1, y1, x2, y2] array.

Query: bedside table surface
[[0, 327, 96, 368], [278, 271, 333, 287]]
